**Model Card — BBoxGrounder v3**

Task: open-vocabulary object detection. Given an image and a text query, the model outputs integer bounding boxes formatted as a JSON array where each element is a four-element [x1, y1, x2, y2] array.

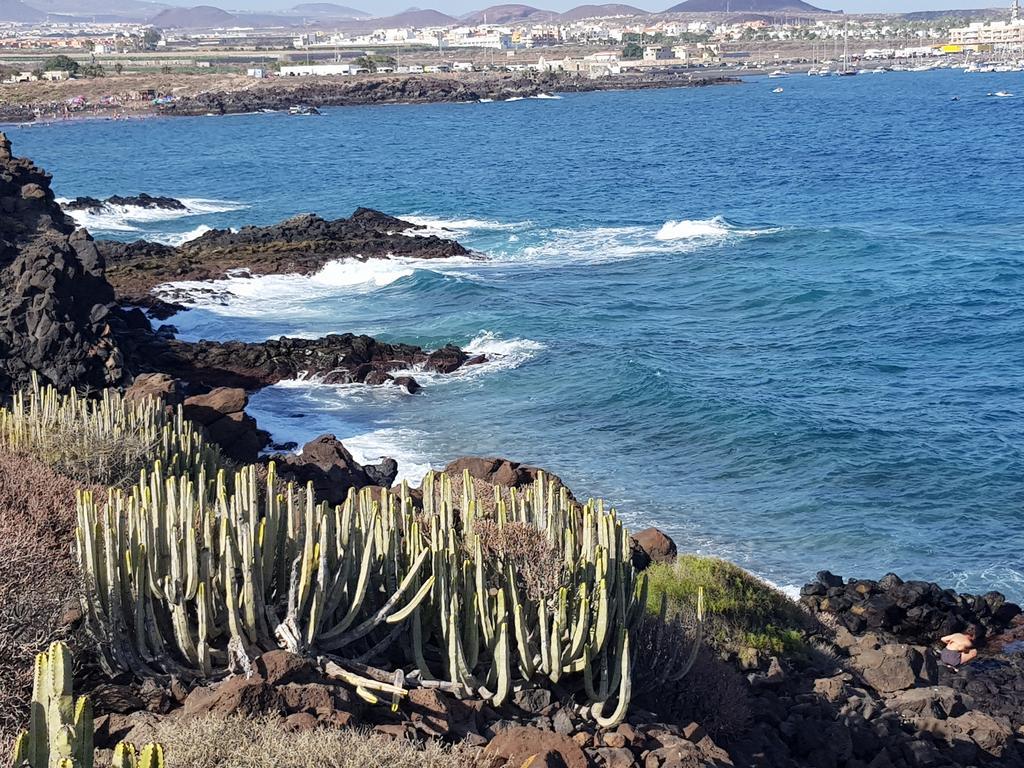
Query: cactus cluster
[[76, 462, 663, 725], [11, 642, 163, 768], [0, 375, 218, 486], [77, 463, 431, 699]]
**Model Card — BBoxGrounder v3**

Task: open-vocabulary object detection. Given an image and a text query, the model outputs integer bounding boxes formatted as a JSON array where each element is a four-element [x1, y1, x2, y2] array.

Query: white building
[[279, 63, 353, 76], [949, 18, 1024, 48]]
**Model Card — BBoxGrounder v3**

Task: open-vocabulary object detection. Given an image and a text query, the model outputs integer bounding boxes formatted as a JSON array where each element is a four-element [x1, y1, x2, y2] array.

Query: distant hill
[[0, 0, 45, 22], [149, 4, 236, 27], [375, 7, 457, 25], [900, 6, 1000, 19], [291, 2, 370, 18], [25, 0, 168, 18], [460, 4, 557, 24], [666, 0, 833, 12], [559, 3, 649, 19]]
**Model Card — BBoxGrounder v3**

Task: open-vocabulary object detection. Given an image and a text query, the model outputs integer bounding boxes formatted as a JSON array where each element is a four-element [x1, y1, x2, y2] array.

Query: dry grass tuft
[[0, 451, 95, 754], [136, 715, 479, 768], [474, 519, 563, 604]]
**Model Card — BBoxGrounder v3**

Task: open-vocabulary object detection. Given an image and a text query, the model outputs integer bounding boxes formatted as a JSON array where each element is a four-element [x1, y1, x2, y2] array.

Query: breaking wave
[[57, 197, 247, 235], [655, 216, 781, 242]]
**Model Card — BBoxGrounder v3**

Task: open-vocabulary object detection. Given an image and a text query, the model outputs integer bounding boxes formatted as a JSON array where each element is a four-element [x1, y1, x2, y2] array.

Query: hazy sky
[[208, 0, 1005, 15]]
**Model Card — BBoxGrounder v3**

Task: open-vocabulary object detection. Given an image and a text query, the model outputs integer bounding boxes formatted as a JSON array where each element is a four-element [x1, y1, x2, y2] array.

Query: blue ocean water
[[13, 70, 1024, 598]]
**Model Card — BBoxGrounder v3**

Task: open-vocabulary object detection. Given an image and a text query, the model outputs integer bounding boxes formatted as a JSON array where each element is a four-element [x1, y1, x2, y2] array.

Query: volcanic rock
[[631, 527, 677, 565], [183, 387, 267, 462], [0, 132, 129, 397], [139, 334, 466, 391], [61, 194, 186, 213], [272, 434, 396, 505], [97, 207, 471, 306]]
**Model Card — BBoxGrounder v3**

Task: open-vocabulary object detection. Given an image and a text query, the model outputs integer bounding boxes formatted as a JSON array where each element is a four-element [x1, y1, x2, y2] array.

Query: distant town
[[1, 0, 1022, 118]]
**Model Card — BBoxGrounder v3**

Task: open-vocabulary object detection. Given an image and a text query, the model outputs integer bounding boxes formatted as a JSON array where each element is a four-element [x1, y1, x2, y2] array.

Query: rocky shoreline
[[0, 72, 739, 124], [96, 207, 471, 309]]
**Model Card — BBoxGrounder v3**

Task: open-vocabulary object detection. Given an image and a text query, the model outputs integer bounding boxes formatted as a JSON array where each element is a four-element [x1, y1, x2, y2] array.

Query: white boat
[[768, 70, 788, 78], [818, 68, 831, 76], [807, 68, 819, 76], [772, 86, 784, 93], [992, 91, 1014, 97], [873, 67, 886, 73]]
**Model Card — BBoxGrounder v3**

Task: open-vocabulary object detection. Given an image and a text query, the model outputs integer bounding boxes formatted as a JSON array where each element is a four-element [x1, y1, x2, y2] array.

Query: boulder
[[481, 725, 588, 768], [631, 528, 677, 565], [183, 387, 266, 462], [273, 434, 397, 505], [181, 675, 285, 718], [885, 686, 968, 720], [852, 643, 936, 694], [124, 372, 184, 407]]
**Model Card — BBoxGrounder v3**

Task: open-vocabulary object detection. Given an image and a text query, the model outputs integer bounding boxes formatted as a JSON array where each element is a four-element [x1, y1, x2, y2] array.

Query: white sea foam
[[154, 224, 213, 246], [532, 93, 562, 100], [399, 214, 527, 239], [655, 216, 780, 242], [57, 197, 247, 235]]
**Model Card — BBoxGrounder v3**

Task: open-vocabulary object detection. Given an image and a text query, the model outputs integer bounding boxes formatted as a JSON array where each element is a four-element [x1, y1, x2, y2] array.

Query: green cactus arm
[[72, 696, 93, 768], [137, 743, 165, 768], [590, 633, 631, 728], [112, 742, 138, 768]]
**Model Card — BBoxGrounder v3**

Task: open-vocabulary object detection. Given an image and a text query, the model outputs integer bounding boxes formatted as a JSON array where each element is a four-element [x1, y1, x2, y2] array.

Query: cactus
[[0, 374, 219, 487], [77, 464, 432, 679], [10, 642, 163, 768]]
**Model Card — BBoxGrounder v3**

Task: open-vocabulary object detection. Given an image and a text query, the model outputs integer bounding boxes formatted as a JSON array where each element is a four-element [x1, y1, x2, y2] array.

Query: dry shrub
[[14, 417, 159, 489], [136, 715, 478, 768], [0, 450, 93, 753], [637, 639, 753, 743], [474, 519, 563, 603], [631, 613, 701, 695]]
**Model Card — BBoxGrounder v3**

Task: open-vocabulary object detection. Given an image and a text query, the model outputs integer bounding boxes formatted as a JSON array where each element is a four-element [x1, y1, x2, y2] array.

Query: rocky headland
[[0, 132, 479, 459], [97, 207, 470, 310], [0, 71, 739, 124]]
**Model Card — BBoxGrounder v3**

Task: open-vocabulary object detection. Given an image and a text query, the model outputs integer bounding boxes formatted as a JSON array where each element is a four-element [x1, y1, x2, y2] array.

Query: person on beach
[[939, 626, 978, 669]]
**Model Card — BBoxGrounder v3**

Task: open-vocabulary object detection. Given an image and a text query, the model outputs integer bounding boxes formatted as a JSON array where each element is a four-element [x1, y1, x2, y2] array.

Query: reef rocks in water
[[61, 194, 187, 213], [137, 333, 470, 392], [96, 207, 471, 306], [0, 132, 129, 398], [800, 570, 1022, 643]]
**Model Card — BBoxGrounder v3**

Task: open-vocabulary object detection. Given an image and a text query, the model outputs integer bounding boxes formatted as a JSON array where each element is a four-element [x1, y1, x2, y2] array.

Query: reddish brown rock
[[181, 675, 285, 718], [481, 725, 588, 768], [124, 372, 184, 407], [631, 528, 677, 565]]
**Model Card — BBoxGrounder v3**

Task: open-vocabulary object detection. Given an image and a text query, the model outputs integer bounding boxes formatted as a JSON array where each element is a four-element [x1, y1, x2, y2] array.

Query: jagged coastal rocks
[[96, 207, 470, 310], [0, 131, 479, 457], [0, 133, 129, 395], [62, 193, 188, 213], [4, 133, 1024, 768]]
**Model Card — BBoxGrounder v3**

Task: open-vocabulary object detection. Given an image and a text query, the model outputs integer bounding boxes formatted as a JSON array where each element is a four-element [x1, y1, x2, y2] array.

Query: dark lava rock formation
[[0, 132, 128, 397], [97, 207, 470, 306], [137, 334, 468, 392], [800, 570, 1022, 643], [61, 194, 187, 213]]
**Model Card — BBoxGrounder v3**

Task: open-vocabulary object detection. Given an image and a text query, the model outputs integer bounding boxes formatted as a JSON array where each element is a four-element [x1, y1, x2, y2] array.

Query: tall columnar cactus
[[10, 642, 163, 768], [409, 470, 648, 726], [76, 456, 656, 724], [0, 374, 219, 486], [76, 464, 431, 697]]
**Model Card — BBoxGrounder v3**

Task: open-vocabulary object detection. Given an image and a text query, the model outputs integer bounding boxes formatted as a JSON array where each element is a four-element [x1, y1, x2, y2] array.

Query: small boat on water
[[288, 105, 322, 116], [990, 91, 1014, 97], [768, 70, 788, 78], [772, 86, 784, 93], [807, 68, 819, 76]]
